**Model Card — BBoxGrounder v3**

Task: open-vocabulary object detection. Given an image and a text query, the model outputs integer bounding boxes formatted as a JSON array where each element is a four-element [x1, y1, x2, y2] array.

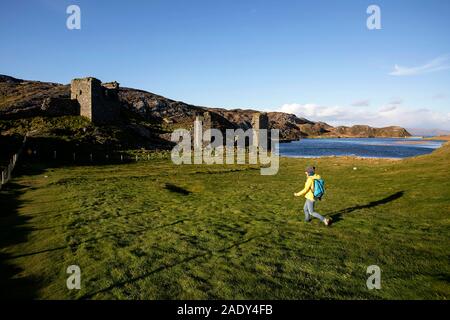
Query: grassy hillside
[[0, 113, 172, 152], [0, 143, 449, 299], [0, 76, 68, 110]]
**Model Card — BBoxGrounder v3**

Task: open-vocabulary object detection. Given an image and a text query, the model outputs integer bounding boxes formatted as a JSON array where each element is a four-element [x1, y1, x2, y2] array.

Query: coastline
[[424, 135, 450, 141], [280, 155, 403, 161], [279, 136, 448, 161], [280, 136, 415, 143]]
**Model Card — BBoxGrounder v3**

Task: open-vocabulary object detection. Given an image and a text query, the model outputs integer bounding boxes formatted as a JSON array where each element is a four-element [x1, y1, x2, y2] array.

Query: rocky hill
[[0, 75, 411, 150], [326, 125, 411, 138]]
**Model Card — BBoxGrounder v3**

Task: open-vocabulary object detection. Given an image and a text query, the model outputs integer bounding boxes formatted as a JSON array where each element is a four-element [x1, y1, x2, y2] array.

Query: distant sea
[[279, 138, 445, 159]]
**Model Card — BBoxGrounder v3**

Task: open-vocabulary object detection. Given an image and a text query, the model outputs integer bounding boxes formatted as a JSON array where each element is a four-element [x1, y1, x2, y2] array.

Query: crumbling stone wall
[[40, 97, 79, 117]]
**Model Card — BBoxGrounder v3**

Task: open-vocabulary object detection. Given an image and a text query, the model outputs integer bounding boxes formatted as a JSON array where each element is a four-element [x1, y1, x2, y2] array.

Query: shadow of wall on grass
[[0, 133, 172, 299], [329, 191, 405, 223], [0, 151, 97, 299], [0, 182, 38, 299]]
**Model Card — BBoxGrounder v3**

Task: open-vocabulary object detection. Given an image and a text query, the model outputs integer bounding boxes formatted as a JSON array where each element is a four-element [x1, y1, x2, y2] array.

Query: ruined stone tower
[[71, 77, 120, 124], [202, 111, 212, 144], [194, 111, 212, 147], [251, 112, 270, 150]]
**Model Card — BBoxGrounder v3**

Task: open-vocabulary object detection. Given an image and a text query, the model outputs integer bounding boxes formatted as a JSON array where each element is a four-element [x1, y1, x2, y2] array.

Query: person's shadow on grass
[[328, 191, 404, 224]]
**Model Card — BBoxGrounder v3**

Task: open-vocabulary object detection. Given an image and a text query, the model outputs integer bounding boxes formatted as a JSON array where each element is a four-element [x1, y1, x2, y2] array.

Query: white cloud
[[432, 93, 447, 100], [351, 99, 370, 107], [388, 97, 403, 105], [389, 55, 450, 76], [277, 103, 450, 130], [379, 105, 397, 113]]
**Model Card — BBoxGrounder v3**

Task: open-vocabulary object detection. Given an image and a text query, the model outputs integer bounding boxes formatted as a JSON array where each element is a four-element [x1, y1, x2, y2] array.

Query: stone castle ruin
[[70, 78, 121, 124], [36, 77, 122, 124], [193, 110, 270, 149]]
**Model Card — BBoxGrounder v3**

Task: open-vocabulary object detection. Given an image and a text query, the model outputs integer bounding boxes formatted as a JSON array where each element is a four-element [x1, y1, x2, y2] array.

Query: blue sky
[[1, 0, 449, 129]]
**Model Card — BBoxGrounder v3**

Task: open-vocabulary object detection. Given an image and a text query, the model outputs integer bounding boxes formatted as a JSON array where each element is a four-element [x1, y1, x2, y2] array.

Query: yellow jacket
[[295, 174, 321, 201]]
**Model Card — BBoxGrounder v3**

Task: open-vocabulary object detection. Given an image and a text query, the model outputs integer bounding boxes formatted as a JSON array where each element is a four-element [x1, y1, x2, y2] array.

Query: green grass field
[[1, 143, 449, 299]]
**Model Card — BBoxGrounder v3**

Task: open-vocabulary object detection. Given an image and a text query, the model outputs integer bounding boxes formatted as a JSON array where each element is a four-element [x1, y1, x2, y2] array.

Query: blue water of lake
[[278, 138, 445, 159]]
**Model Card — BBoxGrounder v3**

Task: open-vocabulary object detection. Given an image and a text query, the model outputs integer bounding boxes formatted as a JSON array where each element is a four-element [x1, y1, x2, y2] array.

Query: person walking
[[294, 166, 330, 226]]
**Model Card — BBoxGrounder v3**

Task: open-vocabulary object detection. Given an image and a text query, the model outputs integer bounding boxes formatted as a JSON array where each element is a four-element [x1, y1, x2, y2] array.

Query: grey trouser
[[303, 199, 325, 222]]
